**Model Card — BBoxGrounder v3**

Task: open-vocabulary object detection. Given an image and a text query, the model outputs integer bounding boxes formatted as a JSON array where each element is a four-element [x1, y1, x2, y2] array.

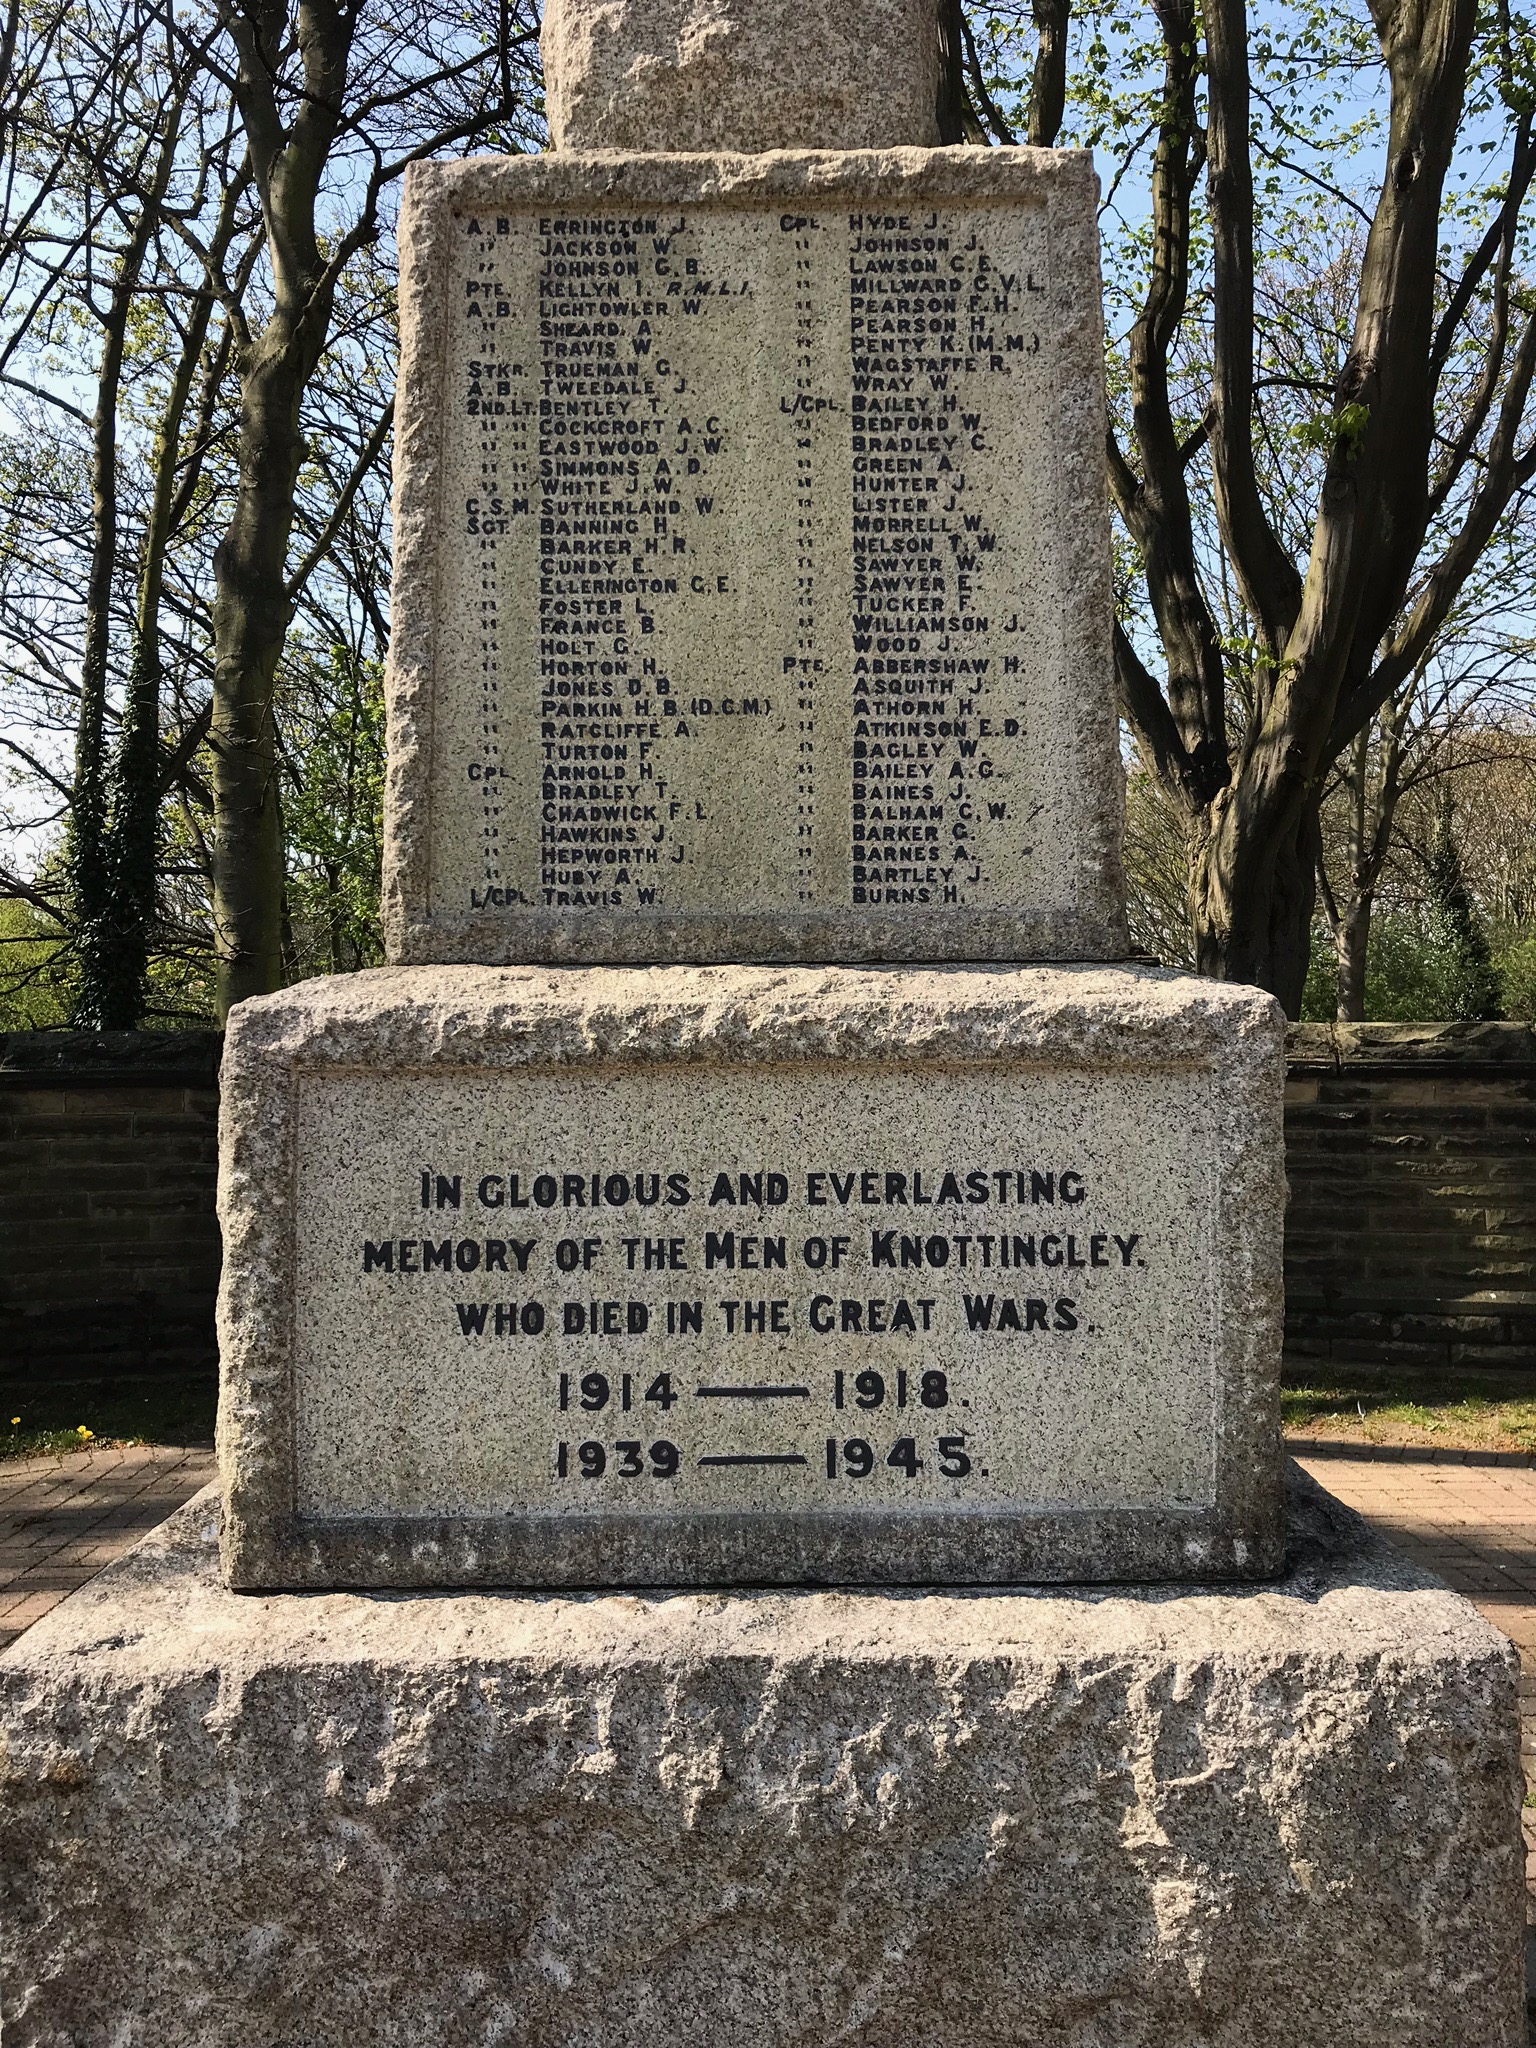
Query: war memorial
[[0, 1, 1525, 2040]]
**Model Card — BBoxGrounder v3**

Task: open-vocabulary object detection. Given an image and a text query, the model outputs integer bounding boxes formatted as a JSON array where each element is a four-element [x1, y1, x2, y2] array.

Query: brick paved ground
[[0, 1443, 216, 1650]]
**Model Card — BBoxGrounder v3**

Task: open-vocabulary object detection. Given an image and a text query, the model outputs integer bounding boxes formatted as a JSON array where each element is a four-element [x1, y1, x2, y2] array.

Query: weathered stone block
[[542, 0, 944, 153], [0, 1471, 1522, 2047], [217, 961, 1284, 1590], [387, 148, 1128, 967]]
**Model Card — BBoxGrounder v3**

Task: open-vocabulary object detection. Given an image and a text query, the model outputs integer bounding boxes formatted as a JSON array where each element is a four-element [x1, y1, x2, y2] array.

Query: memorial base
[[0, 1470, 1522, 2047], [218, 962, 1286, 1589]]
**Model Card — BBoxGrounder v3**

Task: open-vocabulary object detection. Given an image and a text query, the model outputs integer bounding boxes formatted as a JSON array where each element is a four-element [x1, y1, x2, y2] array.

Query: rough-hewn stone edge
[[215, 1010, 299, 1583], [380, 148, 1128, 968], [400, 145, 1096, 209], [217, 962, 1284, 1591], [380, 151, 455, 962], [542, 0, 945, 154], [5, 1474, 1522, 2048], [219, 962, 1279, 1074], [3, 1466, 1512, 1660], [393, 905, 1132, 966], [1287, 1018, 1536, 1070], [0, 1028, 223, 1087], [1215, 979, 1288, 1555], [1047, 152, 1128, 947]]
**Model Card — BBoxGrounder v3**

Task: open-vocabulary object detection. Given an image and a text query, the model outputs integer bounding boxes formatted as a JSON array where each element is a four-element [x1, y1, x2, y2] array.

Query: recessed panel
[[292, 1061, 1216, 1523]]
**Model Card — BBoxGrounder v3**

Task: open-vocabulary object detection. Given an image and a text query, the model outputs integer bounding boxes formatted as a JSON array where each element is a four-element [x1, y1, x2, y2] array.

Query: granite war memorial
[[0, 2, 1525, 2041]]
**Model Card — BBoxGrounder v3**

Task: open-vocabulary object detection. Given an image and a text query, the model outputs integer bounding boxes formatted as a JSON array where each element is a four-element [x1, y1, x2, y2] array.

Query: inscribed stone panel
[[385, 152, 1127, 965], [217, 964, 1284, 1588]]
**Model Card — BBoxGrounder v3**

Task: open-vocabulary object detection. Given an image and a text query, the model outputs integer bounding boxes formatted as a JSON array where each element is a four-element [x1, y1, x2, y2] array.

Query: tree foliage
[[0, 0, 544, 1023], [955, 0, 1536, 1012], [2, 1, 1534, 1026]]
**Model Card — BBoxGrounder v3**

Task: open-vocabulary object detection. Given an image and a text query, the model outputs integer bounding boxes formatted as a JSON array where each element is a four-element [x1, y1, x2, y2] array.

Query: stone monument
[[0, 2, 1524, 2041], [216, 961, 1284, 1588], [216, 33, 1283, 1593]]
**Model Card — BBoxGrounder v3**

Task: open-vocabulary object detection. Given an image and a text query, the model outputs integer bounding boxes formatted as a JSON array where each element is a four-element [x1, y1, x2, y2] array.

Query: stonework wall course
[[1284, 1022, 1536, 1371], [0, 1034, 223, 1383]]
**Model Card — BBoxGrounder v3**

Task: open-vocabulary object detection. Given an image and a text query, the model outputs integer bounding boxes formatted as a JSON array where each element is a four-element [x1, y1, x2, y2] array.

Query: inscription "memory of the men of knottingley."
[[387, 154, 1125, 963], [291, 1061, 1216, 1522]]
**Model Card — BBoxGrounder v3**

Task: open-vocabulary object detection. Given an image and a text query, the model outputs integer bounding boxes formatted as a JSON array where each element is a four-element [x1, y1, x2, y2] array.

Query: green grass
[[1282, 1365, 1536, 1452], [0, 1376, 217, 1461]]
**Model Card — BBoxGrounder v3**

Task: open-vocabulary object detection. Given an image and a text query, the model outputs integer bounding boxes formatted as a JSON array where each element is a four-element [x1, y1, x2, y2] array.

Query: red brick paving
[[0, 1443, 216, 1650]]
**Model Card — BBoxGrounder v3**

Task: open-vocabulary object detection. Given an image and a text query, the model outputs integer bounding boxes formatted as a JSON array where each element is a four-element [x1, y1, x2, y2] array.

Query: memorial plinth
[[218, 962, 1284, 1589], [1, 1475, 1523, 2047], [385, 150, 1127, 966]]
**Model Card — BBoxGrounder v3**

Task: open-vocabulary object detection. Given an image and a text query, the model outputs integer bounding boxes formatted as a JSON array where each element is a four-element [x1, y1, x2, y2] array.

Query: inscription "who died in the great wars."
[[390, 155, 1125, 962], [290, 1063, 1218, 1523]]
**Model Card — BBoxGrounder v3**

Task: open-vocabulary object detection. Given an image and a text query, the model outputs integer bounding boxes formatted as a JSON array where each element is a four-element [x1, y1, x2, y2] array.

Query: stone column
[[542, 0, 945, 152]]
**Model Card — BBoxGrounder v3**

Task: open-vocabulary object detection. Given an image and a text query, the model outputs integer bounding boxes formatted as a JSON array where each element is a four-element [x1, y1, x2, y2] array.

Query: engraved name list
[[394, 157, 1122, 962]]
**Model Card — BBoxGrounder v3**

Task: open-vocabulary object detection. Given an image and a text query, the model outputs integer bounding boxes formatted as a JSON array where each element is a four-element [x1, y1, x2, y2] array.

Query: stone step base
[[0, 1468, 1523, 2047]]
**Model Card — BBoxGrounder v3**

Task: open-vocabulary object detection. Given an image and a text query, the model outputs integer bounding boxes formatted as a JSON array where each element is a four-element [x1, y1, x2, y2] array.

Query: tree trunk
[[209, 0, 363, 1020], [1334, 895, 1371, 1021], [88, 636, 163, 1026], [1027, 0, 1069, 147], [92, 302, 225, 1027], [1103, 0, 1494, 1015], [71, 59, 198, 1026], [209, 334, 308, 1016], [68, 287, 131, 1022], [1188, 793, 1319, 1017]]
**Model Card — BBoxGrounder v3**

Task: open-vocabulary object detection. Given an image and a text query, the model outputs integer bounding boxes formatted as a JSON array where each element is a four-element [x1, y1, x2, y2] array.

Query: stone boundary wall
[[0, 1032, 223, 1383], [1, 1020, 1532, 1384], [1285, 1021, 1536, 1374]]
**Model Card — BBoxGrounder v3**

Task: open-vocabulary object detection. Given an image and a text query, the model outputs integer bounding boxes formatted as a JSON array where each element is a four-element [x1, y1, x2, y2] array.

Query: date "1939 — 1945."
[[552, 1435, 978, 1480]]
